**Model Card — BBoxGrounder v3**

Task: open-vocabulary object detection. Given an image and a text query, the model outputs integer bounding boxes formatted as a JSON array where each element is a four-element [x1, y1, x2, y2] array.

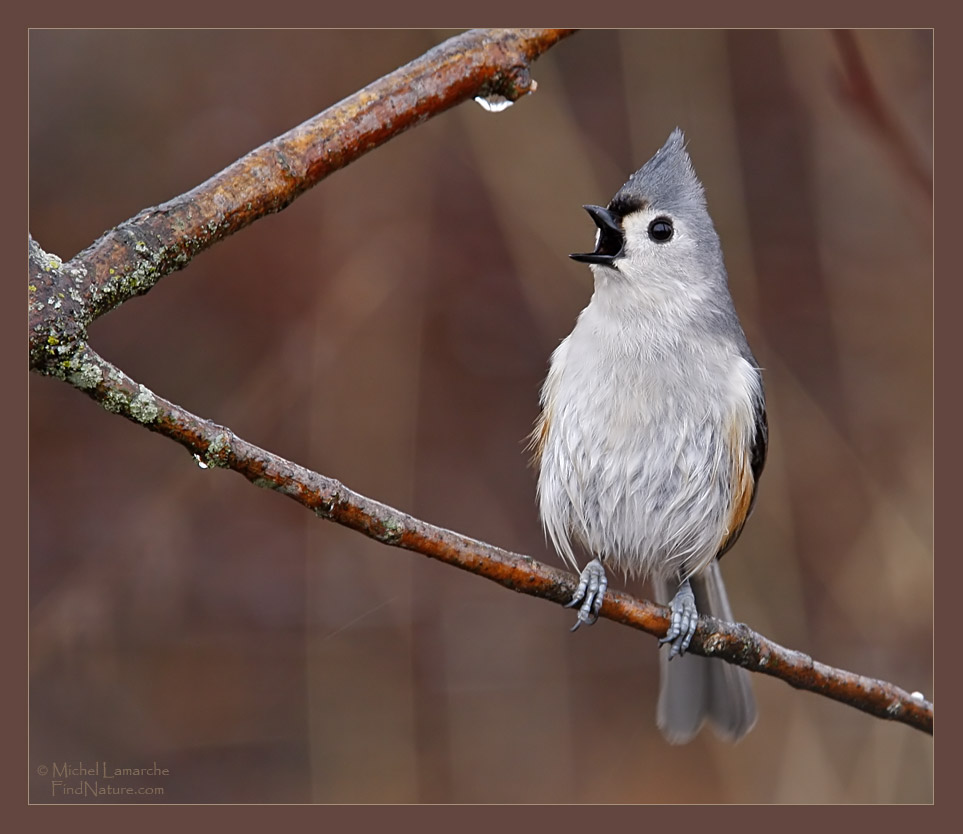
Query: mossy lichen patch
[[67, 359, 103, 389], [130, 386, 159, 424], [204, 432, 233, 467]]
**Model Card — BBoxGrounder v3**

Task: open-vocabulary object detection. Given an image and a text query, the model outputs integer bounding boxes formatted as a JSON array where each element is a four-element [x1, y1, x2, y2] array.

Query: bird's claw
[[659, 578, 698, 659], [567, 557, 607, 631]]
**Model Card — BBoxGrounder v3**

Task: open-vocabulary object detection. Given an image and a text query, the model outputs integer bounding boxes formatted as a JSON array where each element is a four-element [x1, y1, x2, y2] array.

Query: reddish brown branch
[[28, 28, 575, 373], [47, 341, 932, 736]]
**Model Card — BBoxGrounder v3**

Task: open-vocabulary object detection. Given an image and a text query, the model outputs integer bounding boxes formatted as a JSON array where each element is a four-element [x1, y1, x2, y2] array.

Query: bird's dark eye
[[648, 217, 674, 243]]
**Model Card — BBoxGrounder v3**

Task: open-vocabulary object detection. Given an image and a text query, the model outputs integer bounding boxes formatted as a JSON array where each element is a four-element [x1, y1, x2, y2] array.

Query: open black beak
[[569, 205, 624, 264]]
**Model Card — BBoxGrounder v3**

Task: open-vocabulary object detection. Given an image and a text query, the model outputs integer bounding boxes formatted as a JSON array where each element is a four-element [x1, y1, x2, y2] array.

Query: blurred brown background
[[29, 30, 932, 803]]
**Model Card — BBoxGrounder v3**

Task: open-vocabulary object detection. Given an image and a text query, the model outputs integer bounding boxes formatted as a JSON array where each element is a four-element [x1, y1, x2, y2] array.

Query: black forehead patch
[[608, 194, 648, 218]]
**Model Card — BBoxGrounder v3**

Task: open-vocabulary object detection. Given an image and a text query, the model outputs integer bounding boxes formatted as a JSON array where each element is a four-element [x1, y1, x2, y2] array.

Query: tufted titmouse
[[533, 129, 767, 743]]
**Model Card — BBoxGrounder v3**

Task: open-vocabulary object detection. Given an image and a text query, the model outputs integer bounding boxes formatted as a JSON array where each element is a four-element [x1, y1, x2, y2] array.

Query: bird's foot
[[566, 557, 608, 631], [659, 578, 699, 658]]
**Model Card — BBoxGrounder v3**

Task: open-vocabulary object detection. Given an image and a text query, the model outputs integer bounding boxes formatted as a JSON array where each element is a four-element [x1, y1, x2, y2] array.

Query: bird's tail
[[653, 561, 757, 744]]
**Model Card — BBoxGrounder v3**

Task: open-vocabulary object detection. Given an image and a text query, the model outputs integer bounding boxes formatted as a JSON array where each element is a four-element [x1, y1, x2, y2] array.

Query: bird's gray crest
[[609, 128, 707, 218]]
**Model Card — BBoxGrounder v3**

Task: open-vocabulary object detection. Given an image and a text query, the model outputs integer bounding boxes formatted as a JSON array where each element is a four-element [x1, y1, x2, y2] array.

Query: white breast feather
[[536, 291, 760, 582]]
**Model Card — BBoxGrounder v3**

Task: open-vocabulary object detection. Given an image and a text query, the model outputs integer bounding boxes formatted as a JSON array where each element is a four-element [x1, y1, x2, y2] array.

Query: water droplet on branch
[[473, 95, 514, 113]]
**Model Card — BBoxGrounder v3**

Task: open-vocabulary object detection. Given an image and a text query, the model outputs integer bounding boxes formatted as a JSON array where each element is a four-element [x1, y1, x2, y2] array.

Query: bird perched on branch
[[533, 129, 767, 743]]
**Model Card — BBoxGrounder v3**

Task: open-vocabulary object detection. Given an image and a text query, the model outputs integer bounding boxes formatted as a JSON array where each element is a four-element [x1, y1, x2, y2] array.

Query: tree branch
[[29, 28, 933, 738], [28, 27, 576, 375], [39, 340, 934, 736]]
